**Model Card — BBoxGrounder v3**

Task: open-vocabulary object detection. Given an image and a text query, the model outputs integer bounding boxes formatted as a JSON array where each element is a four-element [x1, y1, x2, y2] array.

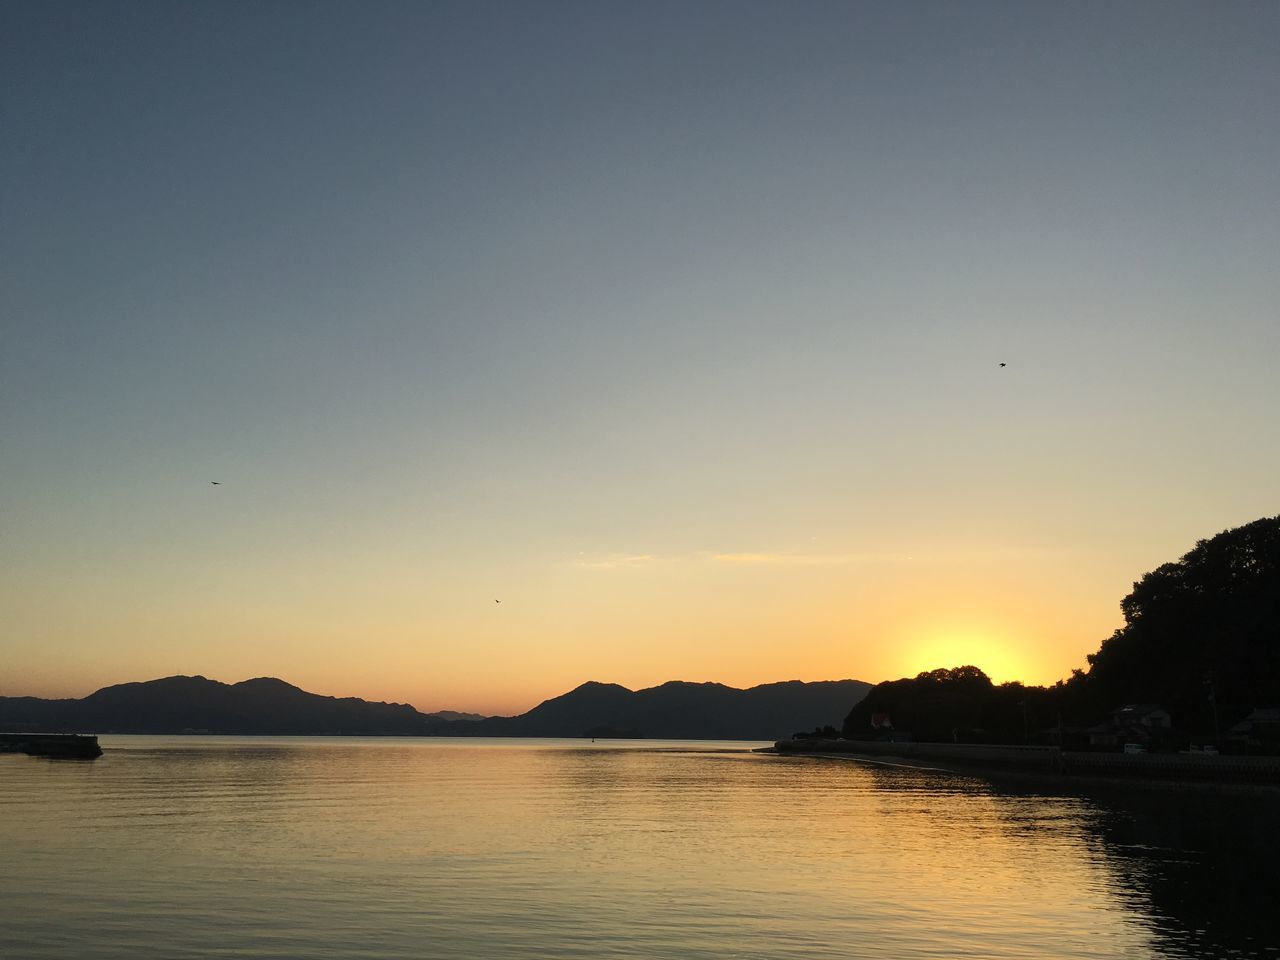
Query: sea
[[1, 736, 1277, 959]]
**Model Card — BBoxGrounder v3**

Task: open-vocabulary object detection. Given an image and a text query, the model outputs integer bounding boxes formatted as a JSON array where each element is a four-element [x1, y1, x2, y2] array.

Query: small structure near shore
[[0, 733, 102, 759]]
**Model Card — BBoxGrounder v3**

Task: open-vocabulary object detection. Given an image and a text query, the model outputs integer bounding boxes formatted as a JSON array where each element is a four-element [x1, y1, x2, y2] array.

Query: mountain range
[[459, 679, 871, 740], [0, 675, 870, 740]]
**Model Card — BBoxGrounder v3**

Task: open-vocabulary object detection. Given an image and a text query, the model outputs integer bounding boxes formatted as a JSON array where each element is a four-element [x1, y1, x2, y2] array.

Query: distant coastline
[[0, 674, 871, 742], [770, 737, 1280, 790]]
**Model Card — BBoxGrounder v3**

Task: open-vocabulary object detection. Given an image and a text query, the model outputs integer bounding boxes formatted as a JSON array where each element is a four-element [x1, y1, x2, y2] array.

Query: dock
[[0, 733, 103, 759]]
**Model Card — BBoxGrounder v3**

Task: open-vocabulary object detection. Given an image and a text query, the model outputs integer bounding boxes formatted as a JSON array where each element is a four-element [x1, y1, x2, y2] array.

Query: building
[[1086, 704, 1172, 750], [1227, 708, 1280, 753]]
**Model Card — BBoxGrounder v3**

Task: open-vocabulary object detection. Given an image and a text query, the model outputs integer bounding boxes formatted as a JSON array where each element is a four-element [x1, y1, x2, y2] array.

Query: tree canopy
[[842, 666, 1051, 743], [1082, 515, 1280, 730]]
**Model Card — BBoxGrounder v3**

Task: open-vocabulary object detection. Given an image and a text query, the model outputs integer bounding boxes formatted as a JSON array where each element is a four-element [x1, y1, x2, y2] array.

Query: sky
[[3, 1, 1278, 716]]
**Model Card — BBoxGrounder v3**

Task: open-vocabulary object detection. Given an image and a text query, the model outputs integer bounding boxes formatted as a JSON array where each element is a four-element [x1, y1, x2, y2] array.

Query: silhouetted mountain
[[463, 678, 872, 740], [0, 675, 447, 735], [0, 676, 870, 740], [0, 696, 70, 731], [428, 710, 488, 722]]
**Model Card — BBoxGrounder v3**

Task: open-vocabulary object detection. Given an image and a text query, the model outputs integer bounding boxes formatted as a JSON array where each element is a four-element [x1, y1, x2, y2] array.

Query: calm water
[[2, 737, 1277, 959]]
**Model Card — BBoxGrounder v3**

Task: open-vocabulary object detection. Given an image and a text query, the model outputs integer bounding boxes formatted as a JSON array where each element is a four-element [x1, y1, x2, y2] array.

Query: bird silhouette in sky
[[998, 362, 1007, 367], [210, 481, 222, 485], [494, 599, 501, 604]]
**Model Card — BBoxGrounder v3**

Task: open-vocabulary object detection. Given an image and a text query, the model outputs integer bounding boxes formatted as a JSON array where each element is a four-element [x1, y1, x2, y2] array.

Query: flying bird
[[210, 481, 222, 485], [998, 362, 1006, 367], [494, 599, 501, 604]]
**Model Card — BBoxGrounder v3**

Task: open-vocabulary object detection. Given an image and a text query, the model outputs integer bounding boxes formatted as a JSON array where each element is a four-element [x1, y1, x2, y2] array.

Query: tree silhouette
[[842, 666, 1055, 743], [1084, 516, 1280, 731]]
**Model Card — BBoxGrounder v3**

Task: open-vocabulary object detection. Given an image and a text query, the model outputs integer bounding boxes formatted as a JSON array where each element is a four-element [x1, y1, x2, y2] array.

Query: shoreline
[[765, 739, 1280, 795]]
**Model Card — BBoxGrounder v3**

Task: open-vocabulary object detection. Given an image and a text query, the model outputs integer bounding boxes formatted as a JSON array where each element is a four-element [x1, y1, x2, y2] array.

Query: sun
[[896, 624, 1030, 685]]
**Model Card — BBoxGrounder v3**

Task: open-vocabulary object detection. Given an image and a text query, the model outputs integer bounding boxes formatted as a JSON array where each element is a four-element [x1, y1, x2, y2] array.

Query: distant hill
[[463, 679, 873, 740], [0, 675, 870, 740], [0, 676, 446, 736]]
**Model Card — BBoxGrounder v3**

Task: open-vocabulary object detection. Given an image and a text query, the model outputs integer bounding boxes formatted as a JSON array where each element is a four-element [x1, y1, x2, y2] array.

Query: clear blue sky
[[3, 1, 1277, 713]]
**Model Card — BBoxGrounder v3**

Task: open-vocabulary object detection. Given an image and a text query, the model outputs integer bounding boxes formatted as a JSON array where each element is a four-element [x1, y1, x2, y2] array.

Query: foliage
[[842, 666, 1058, 743], [1084, 516, 1280, 731]]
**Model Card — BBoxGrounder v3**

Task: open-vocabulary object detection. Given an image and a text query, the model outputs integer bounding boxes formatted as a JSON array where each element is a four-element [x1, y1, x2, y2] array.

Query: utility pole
[[1206, 673, 1220, 748]]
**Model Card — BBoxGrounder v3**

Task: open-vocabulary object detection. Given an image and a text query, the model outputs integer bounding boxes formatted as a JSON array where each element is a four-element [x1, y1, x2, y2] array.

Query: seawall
[[772, 738, 1280, 785], [0, 733, 103, 759]]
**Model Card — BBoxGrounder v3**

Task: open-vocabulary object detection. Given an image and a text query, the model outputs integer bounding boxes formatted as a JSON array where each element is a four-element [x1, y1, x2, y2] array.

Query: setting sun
[[896, 623, 1031, 685]]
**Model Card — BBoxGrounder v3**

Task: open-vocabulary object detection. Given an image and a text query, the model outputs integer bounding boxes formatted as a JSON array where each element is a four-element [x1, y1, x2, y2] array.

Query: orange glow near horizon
[[894, 624, 1032, 686], [4, 541, 1129, 716], [0, 474, 1266, 716]]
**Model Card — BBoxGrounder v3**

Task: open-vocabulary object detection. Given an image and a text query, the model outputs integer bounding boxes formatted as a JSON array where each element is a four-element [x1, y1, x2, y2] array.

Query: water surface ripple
[[2, 737, 1276, 959]]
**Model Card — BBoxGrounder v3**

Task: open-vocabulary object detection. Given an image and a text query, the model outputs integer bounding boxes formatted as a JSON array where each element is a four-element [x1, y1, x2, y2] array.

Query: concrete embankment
[[0, 733, 102, 759], [772, 738, 1280, 785]]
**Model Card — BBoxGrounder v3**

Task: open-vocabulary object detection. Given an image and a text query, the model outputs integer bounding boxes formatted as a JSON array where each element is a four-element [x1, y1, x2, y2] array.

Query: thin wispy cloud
[[575, 554, 657, 570], [575, 551, 891, 570], [575, 545, 1054, 571], [712, 552, 885, 567]]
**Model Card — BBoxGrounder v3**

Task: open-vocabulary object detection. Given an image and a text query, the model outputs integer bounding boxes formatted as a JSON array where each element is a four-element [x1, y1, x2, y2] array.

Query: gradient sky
[[3, 1, 1278, 715]]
